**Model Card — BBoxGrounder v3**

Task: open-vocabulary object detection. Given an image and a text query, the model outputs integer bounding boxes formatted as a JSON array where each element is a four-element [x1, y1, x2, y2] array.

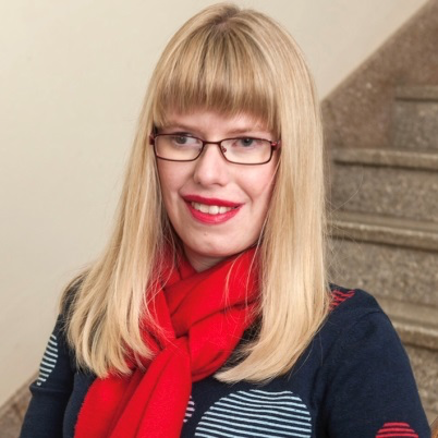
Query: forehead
[[160, 109, 272, 136]]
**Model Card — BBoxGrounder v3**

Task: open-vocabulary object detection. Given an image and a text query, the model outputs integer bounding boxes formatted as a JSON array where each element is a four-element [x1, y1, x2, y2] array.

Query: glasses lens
[[221, 138, 272, 164], [155, 135, 203, 161], [154, 134, 274, 164]]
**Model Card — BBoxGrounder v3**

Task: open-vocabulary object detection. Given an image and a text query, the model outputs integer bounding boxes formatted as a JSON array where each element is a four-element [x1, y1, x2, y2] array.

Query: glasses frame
[[149, 133, 281, 165]]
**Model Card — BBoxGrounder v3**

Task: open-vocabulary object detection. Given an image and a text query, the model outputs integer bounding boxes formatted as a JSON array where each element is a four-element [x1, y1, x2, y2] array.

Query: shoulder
[[317, 284, 397, 355], [315, 285, 418, 384], [327, 283, 389, 326], [316, 285, 430, 437], [329, 283, 382, 314]]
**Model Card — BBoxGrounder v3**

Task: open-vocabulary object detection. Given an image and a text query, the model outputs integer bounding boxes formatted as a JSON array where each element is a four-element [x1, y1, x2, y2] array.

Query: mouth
[[182, 195, 242, 224], [190, 202, 235, 215]]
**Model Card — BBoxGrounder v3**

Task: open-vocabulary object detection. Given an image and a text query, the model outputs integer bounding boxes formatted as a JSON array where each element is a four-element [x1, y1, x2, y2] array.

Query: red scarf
[[74, 249, 259, 438]]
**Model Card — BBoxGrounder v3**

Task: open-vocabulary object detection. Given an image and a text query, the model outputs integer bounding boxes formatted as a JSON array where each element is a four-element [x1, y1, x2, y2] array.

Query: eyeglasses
[[149, 133, 280, 165]]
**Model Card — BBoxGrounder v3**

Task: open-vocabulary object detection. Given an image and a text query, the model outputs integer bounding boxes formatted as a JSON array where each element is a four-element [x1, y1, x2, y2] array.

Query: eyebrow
[[161, 122, 270, 137]]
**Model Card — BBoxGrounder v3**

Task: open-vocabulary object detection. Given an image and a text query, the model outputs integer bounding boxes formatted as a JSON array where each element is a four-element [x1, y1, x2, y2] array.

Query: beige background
[[0, 0, 429, 408]]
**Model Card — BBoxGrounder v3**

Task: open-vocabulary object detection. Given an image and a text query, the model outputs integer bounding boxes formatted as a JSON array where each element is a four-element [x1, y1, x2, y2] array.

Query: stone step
[[328, 212, 437, 308], [330, 148, 438, 222], [375, 297, 438, 416], [376, 296, 437, 350], [0, 374, 34, 438], [395, 85, 438, 101], [330, 210, 437, 251], [332, 147, 438, 170], [393, 85, 438, 150]]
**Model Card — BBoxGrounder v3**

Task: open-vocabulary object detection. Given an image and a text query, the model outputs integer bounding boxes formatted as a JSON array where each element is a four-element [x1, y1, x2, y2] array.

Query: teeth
[[192, 202, 233, 215]]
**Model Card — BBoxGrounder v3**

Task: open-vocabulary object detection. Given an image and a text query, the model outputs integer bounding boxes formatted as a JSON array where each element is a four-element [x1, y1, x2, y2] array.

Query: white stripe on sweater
[[194, 389, 312, 438], [36, 333, 58, 386]]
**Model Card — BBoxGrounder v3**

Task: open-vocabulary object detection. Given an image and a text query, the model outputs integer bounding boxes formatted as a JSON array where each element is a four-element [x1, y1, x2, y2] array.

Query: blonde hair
[[61, 2, 330, 382]]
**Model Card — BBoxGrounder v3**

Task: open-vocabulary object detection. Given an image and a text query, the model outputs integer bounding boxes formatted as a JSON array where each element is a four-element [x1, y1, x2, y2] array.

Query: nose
[[193, 143, 230, 186]]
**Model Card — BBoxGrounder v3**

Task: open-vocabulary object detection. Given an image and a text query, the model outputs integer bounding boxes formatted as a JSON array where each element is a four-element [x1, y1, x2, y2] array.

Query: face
[[156, 109, 279, 272]]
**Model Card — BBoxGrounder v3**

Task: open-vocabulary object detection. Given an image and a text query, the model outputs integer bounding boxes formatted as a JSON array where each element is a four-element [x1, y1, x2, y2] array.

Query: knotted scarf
[[74, 248, 259, 438]]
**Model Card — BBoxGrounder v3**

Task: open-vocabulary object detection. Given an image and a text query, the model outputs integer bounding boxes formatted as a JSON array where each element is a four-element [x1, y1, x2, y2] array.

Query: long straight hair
[[61, 2, 330, 382]]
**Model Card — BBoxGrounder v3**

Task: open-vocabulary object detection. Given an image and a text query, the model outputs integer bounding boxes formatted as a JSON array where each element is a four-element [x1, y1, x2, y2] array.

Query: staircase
[[329, 85, 438, 420]]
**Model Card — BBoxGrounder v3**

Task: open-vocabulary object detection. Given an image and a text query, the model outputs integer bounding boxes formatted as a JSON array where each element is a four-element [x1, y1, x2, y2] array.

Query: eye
[[233, 137, 267, 149], [238, 137, 257, 147], [169, 134, 200, 146]]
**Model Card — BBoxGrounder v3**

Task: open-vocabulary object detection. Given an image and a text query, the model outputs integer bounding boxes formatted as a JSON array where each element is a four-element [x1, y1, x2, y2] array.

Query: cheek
[[157, 163, 184, 199], [245, 167, 277, 209]]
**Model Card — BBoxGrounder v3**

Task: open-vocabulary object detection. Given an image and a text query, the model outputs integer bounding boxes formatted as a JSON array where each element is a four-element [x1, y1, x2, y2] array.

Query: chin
[[193, 242, 253, 259]]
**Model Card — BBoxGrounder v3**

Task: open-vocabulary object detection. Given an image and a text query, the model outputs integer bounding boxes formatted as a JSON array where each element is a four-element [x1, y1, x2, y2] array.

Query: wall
[[0, 0, 429, 408]]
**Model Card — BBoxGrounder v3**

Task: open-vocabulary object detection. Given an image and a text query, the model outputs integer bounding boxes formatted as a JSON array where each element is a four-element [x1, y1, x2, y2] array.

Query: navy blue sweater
[[20, 286, 430, 438]]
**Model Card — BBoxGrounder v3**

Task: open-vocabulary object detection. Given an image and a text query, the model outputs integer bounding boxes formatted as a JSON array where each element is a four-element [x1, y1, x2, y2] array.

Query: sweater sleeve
[[322, 311, 431, 438], [20, 313, 75, 438]]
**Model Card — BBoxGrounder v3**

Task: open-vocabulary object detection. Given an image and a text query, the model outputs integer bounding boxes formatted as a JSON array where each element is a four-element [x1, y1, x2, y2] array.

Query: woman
[[20, 3, 430, 438]]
